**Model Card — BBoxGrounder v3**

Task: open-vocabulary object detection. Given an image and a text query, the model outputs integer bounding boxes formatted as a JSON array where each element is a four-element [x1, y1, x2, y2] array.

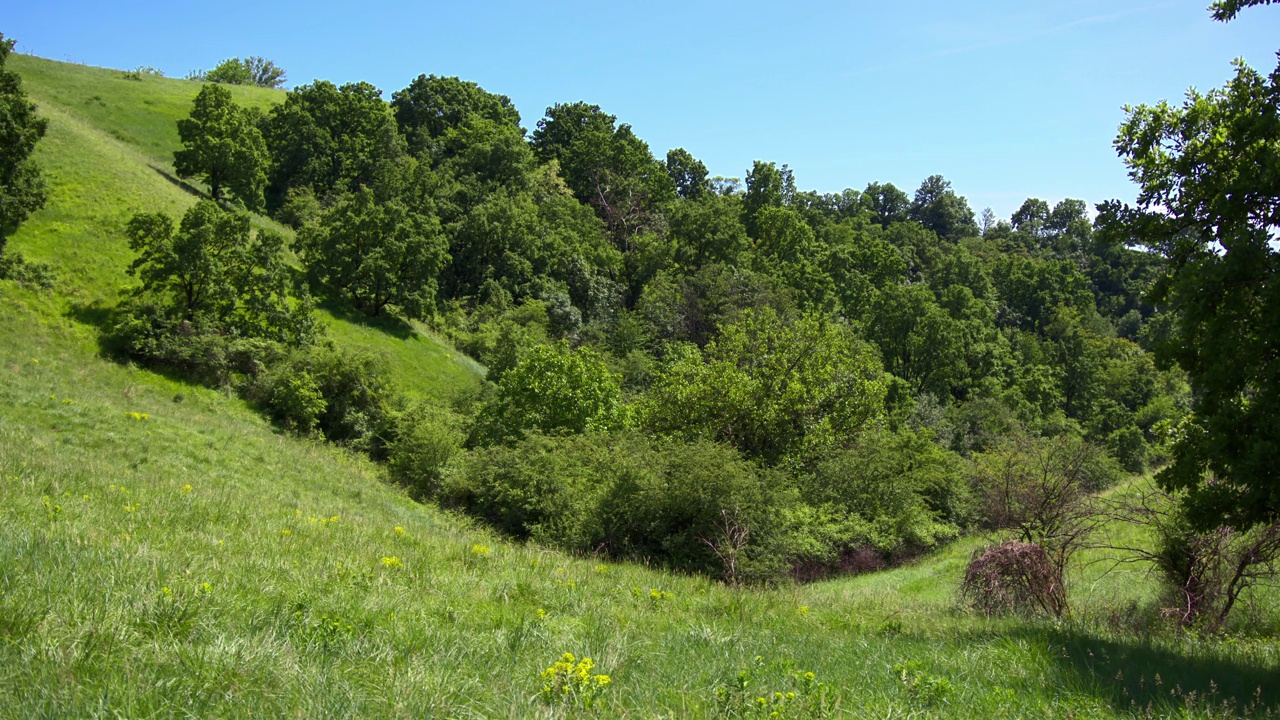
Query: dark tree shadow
[[992, 623, 1280, 715], [318, 297, 415, 340], [149, 165, 206, 200], [65, 299, 115, 333]]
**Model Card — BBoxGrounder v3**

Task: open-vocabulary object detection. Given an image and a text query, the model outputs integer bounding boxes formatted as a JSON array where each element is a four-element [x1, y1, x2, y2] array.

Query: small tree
[[969, 433, 1117, 601], [243, 57, 286, 88], [0, 33, 48, 254], [174, 84, 268, 209], [124, 200, 315, 344], [199, 57, 286, 88], [471, 342, 625, 445], [298, 187, 448, 319]]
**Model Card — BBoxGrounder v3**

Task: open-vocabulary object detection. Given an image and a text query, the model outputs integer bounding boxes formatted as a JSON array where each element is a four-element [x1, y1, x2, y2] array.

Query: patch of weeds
[[894, 660, 954, 708], [715, 656, 835, 718]]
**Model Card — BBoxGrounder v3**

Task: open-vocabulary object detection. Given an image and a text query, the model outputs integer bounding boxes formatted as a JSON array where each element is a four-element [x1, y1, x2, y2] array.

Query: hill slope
[[1, 55, 1278, 718]]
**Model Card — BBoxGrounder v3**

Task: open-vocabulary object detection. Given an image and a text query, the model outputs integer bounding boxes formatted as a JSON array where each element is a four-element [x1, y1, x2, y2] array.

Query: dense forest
[[93, 67, 1184, 584]]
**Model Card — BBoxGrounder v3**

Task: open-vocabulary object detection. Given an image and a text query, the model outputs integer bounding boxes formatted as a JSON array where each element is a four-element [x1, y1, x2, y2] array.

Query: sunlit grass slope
[[5, 53, 484, 402], [1, 54, 1279, 718]]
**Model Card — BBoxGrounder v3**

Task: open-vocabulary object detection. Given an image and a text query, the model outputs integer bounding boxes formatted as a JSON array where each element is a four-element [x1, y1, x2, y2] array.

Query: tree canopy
[[0, 33, 48, 250], [173, 84, 268, 208], [1111, 29, 1280, 530]]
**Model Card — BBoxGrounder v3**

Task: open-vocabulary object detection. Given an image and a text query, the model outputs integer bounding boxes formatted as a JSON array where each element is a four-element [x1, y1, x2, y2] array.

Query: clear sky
[[6, 1, 1277, 219]]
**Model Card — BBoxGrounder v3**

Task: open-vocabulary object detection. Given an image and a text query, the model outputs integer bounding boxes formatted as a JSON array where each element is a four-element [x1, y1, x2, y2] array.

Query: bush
[[961, 541, 1067, 616], [469, 342, 624, 446], [798, 430, 967, 575], [255, 345, 399, 454], [441, 432, 806, 582], [108, 303, 287, 387], [388, 402, 465, 498]]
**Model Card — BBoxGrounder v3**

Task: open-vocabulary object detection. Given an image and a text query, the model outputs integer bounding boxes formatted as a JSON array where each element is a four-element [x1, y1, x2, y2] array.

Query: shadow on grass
[[149, 164, 205, 199], [1003, 623, 1279, 715], [65, 299, 115, 332], [319, 297, 415, 340]]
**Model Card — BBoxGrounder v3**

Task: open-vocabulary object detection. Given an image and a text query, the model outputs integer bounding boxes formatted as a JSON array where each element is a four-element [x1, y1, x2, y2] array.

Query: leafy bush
[[387, 402, 465, 498], [470, 341, 624, 446], [639, 308, 886, 464], [799, 430, 967, 572], [442, 432, 807, 582], [108, 303, 287, 387], [255, 345, 399, 454]]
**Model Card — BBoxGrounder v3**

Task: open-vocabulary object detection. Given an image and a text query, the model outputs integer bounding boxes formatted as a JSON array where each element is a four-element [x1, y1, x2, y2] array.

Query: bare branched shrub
[[970, 433, 1115, 585], [961, 541, 1068, 616], [701, 508, 751, 585], [1100, 483, 1280, 632]]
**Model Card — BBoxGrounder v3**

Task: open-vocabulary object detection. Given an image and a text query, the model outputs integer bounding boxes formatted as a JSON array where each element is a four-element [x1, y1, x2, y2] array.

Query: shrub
[[469, 341, 624, 446], [969, 432, 1116, 587], [108, 303, 287, 387], [442, 432, 806, 582], [255, 345, 399, 454], [960, 541, 1067, 616], [796, 430, 967, 576], [387, 402, 465, 498]]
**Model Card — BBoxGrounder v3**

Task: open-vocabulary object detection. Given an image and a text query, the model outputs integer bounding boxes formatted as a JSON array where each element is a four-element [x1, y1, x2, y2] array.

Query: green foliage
[[0, 33, 48, 251], [299, 187, 448, 319], [197, 57, 286, 88], [664, 147, 709, 200], [909, 174, 979, 242], [895, 660, 955, 707], [387, 401, 465, 498], [121, 200, 316, 344], [173, 84, 268, 208], [256, 345, 399, 453], [470, 342, 624, 445], [264, 80, 405, 207], [806, 430, 970, 546], [641, 309, 885, 464], [442, 432, 801, 580], [1113, 40, 1280, 530], [531, 101, 674, 248], [1209, 0, 1276, 21], [391, 74, 520, 155]]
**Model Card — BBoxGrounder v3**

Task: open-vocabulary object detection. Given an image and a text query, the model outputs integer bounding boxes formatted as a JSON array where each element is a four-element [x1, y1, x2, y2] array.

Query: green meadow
[[1, 54, 1278, 718]]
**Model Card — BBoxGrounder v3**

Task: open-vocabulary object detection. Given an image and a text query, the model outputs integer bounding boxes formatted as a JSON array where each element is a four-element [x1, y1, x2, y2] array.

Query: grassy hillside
[[1, 55, 1279, 718], [4, 54, 484, 403]]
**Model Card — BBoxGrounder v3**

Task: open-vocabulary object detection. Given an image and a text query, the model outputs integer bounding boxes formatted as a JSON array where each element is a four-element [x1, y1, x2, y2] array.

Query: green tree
[[862, 182, 911, 228], [299, 187, 448, 319], [173, 84, 268, 209], [909, 175, 979, 241], [531, 102, 674, 249], [742, 160, 795, 237], [243, 57, 286, 88], [391, 74, 521, 155], [1112, 5, 1280, 529], [264, 80, 406, 208], [124, 200, 314, 343], [0, 33, 48, 252], [472, 342, 625, 445], [197, 57, 286, 88], [640, 309, 886, 464], [665, 147, 709, 200]]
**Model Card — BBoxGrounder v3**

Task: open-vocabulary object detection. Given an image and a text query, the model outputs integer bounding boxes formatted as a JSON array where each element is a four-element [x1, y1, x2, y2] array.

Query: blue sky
[[7, 1, 1277, 219]]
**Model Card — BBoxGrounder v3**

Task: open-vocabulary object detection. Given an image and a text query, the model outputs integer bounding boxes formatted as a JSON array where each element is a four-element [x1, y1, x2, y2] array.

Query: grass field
[[1, 54, 1278, 718]]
